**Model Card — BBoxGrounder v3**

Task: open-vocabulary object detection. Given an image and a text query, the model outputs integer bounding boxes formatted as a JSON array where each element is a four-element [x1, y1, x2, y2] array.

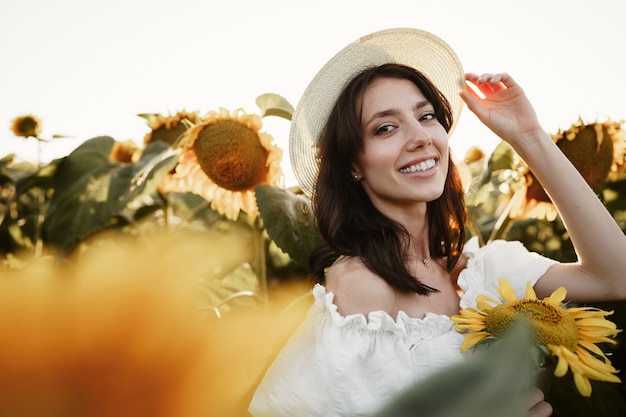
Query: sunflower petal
[[450, 312, 484, 325], [475, 294, 499, 305], [476, 300, 497, 311], [576, 317, 618, 329], [568, 307, 613, 318], [551, 346, 570, 377], [452, 308, 486, 320], [573, 372, 593, 397], [578, 360, 621, 383], [460, 333, 489, 353], [578, 328, 619, 340], [567, 351, 621, 383], [577, 340, 609, 359], [455, 323, 488, 332], [496, 278, 518, 302], [547, 286, 567, 305], [524, 281, 537, 299], [576, 348, 620, 375]]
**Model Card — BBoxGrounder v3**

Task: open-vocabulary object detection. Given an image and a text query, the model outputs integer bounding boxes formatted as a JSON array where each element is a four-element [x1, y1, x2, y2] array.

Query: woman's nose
[[406, 121, 432, 149]]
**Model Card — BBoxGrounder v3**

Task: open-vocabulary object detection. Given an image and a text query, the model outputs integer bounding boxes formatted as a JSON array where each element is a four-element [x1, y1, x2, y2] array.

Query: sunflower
[[451, 278, 622, 397], [464, 145, 486, 165], [511, 118, 626, 221], [11, 114, 42, 138], [160, 108, 284, 221], [109, 139, 141, 163], [142, 110, 199, 146]]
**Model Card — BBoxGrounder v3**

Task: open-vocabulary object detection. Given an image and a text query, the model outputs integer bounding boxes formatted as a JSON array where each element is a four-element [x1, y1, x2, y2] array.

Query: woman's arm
[[461, 73, 626, 302]]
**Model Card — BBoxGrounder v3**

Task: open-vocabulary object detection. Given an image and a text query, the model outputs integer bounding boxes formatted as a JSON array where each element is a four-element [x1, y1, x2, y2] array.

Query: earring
[[353, 174, 359, 180]]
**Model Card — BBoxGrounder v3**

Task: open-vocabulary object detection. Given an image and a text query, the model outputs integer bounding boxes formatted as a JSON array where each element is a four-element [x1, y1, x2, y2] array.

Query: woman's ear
[[351, 168, 362, 181]]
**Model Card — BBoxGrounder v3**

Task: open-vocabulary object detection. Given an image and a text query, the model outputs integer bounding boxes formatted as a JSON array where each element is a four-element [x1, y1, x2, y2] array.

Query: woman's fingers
[[524, 387, 553, 417], [465, 72, 511, 96]]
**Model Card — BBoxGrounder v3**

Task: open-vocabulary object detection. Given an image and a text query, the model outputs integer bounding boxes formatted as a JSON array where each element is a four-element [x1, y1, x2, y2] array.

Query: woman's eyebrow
[[365, 100, 431, 126], [414, 100, 431, 110], [366, 108, 398, 125]]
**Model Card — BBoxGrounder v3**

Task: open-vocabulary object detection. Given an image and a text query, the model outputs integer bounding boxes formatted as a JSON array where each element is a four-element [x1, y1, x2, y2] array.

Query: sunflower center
[[14, 116, 40, 137], [526, 123, 615, 203], [485, 299, 579, 351], [557, 124, 614, 190], [193, 120, 269, 191]]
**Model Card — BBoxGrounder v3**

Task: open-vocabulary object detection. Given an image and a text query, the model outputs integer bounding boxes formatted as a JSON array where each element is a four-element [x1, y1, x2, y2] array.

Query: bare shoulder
[[325, 256, 395, 316]]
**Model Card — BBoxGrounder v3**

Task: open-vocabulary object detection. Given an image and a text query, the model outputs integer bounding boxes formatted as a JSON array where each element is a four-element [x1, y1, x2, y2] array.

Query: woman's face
[[353, 77, 450, 216]]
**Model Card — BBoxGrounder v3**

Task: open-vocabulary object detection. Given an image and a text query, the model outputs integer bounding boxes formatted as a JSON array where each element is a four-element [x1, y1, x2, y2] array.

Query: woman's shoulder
[[324, 255, 396, 317]]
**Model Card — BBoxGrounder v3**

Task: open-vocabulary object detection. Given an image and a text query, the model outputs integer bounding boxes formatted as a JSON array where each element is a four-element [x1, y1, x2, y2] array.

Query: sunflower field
[[1, 101, 625, 416]]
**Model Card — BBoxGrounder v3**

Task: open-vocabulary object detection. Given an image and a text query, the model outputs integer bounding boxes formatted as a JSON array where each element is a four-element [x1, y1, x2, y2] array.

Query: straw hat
[[289, 28, 465, 197]]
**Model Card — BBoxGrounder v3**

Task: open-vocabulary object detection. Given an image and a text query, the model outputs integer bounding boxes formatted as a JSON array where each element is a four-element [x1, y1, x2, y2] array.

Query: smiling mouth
[[399, 159, 436, 173]]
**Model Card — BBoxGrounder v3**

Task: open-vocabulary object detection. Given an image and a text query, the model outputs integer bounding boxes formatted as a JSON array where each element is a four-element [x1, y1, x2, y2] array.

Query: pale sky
[[2, 0, 625, 187]]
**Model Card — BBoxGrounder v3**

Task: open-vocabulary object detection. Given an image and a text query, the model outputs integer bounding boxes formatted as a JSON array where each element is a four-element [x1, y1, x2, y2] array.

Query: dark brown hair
[[309, 63, 466, 295]]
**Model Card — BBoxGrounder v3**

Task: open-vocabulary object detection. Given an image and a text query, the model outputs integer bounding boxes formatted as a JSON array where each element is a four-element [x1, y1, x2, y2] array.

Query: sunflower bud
[[11, 114, 42, 138]]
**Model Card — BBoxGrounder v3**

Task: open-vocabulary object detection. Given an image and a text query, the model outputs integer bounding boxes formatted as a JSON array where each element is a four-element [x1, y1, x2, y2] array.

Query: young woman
[[249, 28, 626, 417]]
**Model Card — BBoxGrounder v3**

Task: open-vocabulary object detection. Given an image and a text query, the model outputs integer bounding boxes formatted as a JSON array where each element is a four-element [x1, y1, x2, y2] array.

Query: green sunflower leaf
[[488, 140, 517, 172], [255, 93, 294, 121], [254, 184, 321, 269], [51, 136, 115, 199], [0, 155, 40, 188], [476, 140, 517, 189], [44, 140, 177, 253]]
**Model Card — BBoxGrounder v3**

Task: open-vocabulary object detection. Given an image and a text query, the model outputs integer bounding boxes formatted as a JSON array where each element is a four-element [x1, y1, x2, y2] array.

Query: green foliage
[[464, 140, 522, 245], [255, 184, 321, 269], [0, 153, 57, 253], [44, 137, 178, 253], [1, 114, 626, 415]]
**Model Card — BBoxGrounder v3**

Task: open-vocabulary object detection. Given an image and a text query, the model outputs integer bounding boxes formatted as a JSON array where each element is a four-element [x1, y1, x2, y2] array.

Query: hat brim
[[289, 28, 465, 197]]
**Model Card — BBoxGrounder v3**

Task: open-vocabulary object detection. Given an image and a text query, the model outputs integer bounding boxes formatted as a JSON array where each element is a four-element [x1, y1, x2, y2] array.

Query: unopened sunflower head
[[142, 111, 199, 146], [451, 278, 622, 397], [464, 145, 486, 165], [160, 108, 284, 221], [512, 118, 626, 221], [11, 114, 42, 138], [109, 140, 141, 164]]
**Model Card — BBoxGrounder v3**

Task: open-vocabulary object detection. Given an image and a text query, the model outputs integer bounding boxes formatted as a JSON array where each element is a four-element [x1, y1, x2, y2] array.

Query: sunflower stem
[[161, 192, 172, 230], [466, 218, 485, 248], [253, 218, 269, 308], [34, 137, 44, 258], [487, 185, 523, 244]]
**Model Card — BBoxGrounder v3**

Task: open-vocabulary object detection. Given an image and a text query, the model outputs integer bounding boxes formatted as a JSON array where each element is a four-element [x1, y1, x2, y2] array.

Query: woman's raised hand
[[461, 73, 546, 147]]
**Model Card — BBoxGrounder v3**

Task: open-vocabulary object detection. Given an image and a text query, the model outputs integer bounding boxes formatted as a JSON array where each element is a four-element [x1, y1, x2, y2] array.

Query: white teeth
[[400, 159, 435, 173]]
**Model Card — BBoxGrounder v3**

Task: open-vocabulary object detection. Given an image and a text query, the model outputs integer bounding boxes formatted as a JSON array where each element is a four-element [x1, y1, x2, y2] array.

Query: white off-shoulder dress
[[248, 238, 557, 417]]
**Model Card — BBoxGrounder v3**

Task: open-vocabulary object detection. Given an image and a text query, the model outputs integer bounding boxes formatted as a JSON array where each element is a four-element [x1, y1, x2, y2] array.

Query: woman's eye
[[374, 124, 395, 135], [420, 112, 436, 122]]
